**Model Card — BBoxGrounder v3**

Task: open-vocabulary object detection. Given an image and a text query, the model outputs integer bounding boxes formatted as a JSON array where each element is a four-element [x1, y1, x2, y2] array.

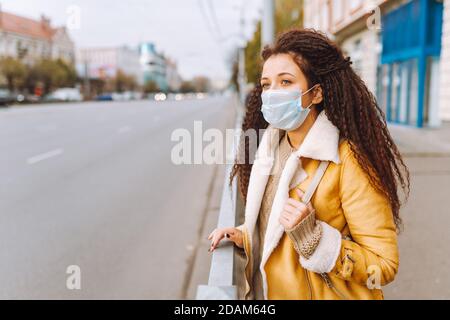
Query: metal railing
[[196, 98, 245, 300]]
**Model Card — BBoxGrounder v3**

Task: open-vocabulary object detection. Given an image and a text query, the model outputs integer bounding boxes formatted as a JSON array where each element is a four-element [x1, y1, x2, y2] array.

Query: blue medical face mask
[[261, 85, 317, 131]]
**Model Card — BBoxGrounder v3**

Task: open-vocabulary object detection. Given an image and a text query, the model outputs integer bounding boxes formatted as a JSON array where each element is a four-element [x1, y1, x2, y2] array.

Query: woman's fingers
[[281, 211, 292, 222], [209, 228, 242, 251], [281, 189, 315, 230], [284, 203, 301, 216], [207, 228, 216, 240], [207, 229, 219, 251], [286, 198, 303, 207], [279, 214, 291, 228], [285, 201, 309, 218], [210, 228, 229, 251], [210, 232, 224, 251], [296, 188, 305, 200]]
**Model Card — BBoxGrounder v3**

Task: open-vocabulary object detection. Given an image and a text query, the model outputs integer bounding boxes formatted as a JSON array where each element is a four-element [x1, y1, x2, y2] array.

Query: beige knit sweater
[[251, 131, 294, 299]]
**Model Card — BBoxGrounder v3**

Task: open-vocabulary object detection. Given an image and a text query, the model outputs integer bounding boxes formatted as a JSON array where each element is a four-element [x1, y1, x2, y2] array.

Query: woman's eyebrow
[[278, 72, 295, 77], [261, 72, 295, 80]]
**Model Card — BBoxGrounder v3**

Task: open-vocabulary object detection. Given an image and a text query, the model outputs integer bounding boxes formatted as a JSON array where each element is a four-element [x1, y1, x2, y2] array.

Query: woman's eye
[[281, 80, 292, 85], [261, 83, 270, 89]]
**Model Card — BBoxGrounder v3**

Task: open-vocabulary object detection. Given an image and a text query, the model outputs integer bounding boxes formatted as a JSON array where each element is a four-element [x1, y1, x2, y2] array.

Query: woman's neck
[[287, 107, 320, 149]]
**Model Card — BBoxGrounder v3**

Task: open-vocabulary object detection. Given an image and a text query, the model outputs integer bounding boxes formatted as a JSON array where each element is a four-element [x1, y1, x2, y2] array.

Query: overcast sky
[[1, 0, 262, 82]]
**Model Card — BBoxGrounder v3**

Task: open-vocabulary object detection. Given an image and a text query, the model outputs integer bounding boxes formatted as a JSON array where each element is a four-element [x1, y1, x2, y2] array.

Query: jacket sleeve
[[236, 224, 250, 257], [235, 223, 253, 299], [329, 147, 400, 287]]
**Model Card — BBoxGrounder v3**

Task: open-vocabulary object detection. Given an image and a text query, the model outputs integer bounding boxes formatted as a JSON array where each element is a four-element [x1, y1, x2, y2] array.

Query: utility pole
[[238, 7, 246, 105], [238, 10, 247, 104], [262, 0, 275, 47], [83, 60, 90, 100]]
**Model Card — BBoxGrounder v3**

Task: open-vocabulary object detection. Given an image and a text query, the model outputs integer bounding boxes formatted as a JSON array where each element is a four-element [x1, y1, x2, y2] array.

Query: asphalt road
[[0, 96, 236, 299]]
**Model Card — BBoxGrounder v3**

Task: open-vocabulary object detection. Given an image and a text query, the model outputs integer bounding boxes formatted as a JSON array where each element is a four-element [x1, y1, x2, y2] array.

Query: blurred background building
[[0, 6, 75, 65], [0, 6, 76, 97], [75, 43, 185, 98], [303, 0, 449, 128], [165, 57, 182, 92], [77, 46, 143, 85], [139, 42, 169, 92]]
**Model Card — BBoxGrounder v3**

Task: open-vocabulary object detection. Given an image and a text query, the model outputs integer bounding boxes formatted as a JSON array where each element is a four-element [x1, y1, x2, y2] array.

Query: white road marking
[[27, 149, 64, 165], [118, 126, 132, 134]]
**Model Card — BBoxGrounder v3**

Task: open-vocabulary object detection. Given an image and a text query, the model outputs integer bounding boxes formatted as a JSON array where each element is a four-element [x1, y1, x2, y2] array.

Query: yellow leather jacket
[[239, 140, 399, 300]]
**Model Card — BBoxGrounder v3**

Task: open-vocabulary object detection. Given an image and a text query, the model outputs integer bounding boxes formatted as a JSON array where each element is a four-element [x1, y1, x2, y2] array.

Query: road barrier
[[196, 97, 245, 300]]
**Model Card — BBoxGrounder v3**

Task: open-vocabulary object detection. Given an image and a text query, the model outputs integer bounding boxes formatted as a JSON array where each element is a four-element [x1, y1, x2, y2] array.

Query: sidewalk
[[388, 121, 450, 156], [384, 121, 450, 299]]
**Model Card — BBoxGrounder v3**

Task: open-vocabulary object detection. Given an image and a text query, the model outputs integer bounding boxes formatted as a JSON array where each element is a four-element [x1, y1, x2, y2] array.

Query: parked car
[[45, 88, 83, 102], [126, 91, 143, 100], [22, 94, 42, 104], [111, 92, 128, 101], [95, 93, 114, 101], [110, 91, 143, 101], [0, 89, 16, 106]]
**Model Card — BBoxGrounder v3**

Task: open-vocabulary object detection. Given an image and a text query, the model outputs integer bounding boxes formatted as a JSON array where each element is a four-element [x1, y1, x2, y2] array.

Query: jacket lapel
[[244, 125, 280, 240]]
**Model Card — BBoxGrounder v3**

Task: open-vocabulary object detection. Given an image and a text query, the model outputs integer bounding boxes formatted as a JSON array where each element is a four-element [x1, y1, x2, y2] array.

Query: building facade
[[139, 42, 169, 92], [0, 10, 75, 65], [77, 43, 182, 92], [165, 57, 182, 92], [76, 46, 143, 85], [304, 0, 449, 128], [440, 0, 450, 121]]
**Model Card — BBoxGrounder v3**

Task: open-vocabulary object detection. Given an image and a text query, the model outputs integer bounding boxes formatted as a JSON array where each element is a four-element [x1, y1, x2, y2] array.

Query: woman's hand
[[207, 227, 243, 252], [279, 188, 314, 230]]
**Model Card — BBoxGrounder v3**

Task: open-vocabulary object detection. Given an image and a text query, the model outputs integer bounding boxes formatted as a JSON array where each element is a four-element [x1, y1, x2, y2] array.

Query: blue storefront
[[377, 0, 444, 128]]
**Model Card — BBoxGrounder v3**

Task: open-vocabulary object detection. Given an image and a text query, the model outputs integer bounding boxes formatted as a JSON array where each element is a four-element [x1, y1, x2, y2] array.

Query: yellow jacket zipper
[[320, 273, 348, 300]]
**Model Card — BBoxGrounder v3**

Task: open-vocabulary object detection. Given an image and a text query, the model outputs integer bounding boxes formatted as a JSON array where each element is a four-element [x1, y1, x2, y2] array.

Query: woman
[[207, 29, 410, 300]]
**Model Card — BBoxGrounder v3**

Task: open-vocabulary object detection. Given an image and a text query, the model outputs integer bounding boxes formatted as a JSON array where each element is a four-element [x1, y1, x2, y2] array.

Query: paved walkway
[[384, 121, 450, 299], [388, 121, 450, 156]]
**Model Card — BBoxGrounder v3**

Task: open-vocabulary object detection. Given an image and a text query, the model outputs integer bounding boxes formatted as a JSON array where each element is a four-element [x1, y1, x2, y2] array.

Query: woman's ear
[[312, 85, 323, 105]]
